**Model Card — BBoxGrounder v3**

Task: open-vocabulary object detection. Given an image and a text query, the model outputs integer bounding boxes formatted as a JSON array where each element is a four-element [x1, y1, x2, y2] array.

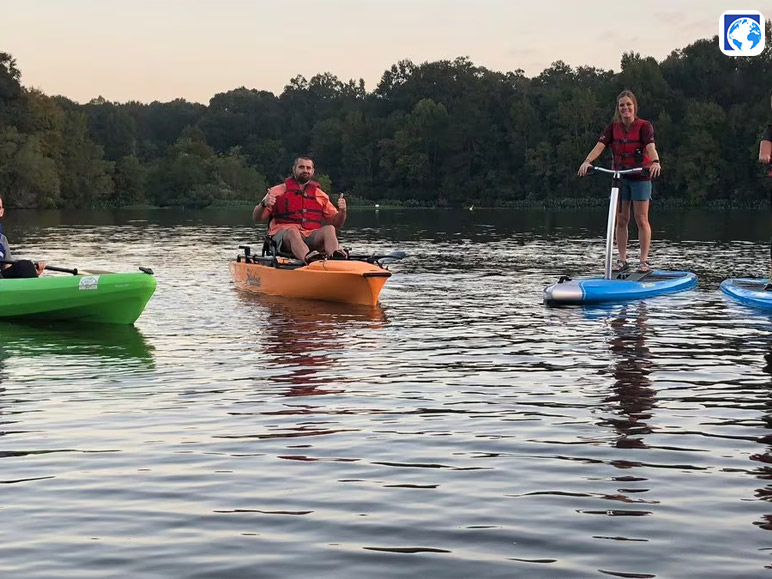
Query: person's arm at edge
[[645, 142, 661, 177], [327, 192, 347, 229], [253, 187, 279, 222], [253, 199, 269, 222], [578, 142, 606, 176], [0, 237, 11, 270], [760, 140, 772, 164]]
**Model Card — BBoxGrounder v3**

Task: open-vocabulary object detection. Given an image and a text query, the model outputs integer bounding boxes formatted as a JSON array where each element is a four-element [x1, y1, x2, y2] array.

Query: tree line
[[1, 24, 771, 210]]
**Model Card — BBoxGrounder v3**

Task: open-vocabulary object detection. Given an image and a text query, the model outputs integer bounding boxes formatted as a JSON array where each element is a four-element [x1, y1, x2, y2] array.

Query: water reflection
[[5, 208, 772, 577], [240, 294, 387, 396], [599, 302, 655, 450], [752, 346, 772, 532], [0, 321, 155, 366]]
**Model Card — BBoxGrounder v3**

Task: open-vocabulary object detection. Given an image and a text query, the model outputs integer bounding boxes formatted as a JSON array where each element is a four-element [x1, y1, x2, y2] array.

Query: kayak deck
[[544, 270, 697, 306], [0, 271, 156, 324]]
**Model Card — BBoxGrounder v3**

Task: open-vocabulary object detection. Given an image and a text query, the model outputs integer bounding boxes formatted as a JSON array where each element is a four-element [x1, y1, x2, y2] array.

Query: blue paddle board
[[545, 166, 698, 307], [544, 270, 697, 306], [720, 278, 772, 310]]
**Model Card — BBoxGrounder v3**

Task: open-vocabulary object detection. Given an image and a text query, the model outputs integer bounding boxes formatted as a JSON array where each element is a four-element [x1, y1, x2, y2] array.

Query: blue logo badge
[[720, 11, 765, 56]]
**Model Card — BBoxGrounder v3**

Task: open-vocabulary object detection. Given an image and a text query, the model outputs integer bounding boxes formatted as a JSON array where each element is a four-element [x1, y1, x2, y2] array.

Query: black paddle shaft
[[0, 260, 77, 275]]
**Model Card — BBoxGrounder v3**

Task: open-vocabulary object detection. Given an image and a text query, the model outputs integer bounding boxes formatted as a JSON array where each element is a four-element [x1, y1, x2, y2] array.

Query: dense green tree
[[145, 131, 214, 207], [113, 154, 146, 206], [1, 24, 771, 209], [200, 87, 281, 159], [83, 97, 137, 161], [0, 52, 23, 127], [339, 110, 378, 191], [0, 128, 60, 207], [57, 110, 114, 207], [670, 100, 726, 204], [211, 148, 267, 202]]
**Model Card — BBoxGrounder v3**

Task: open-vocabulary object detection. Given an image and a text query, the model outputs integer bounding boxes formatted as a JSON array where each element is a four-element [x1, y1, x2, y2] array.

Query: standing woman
[[758, 91, 772, 286], [578, 90, 662, 272]]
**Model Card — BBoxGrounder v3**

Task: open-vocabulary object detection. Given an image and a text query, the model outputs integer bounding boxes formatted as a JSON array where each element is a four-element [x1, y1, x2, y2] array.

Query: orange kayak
[[229, 249, 403, 306]]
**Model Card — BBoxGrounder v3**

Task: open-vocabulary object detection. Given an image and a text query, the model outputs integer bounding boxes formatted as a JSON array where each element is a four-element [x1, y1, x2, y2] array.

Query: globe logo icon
[[727, 17, 763, 53]]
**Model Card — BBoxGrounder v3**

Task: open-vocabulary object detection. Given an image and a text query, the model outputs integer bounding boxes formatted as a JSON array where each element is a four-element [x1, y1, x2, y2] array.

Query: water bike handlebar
[[587, 165, 649, 178]]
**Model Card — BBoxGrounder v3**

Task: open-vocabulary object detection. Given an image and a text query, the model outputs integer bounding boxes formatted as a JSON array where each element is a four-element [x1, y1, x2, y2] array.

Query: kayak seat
[[261, 236, 294, 259]]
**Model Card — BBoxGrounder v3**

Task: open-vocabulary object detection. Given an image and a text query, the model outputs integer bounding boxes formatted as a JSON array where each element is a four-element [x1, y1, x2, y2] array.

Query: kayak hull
[[544, 270, 697, 306], [0, 272, 156, 324], [230, 259, 391, 306], [720, 278, 772, 310]]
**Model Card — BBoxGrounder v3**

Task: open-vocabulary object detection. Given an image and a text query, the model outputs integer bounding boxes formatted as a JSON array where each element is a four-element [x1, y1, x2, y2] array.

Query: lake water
[[1, 206, 771, 578]]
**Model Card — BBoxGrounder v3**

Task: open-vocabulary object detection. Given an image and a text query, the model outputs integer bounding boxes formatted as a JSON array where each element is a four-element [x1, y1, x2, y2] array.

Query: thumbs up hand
[[263, 188, 278, 208], [338, 193, 347, 211]]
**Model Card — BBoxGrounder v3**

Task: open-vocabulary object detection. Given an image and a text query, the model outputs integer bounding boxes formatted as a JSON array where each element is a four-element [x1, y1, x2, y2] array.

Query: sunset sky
[[1, 0, 769, 104]]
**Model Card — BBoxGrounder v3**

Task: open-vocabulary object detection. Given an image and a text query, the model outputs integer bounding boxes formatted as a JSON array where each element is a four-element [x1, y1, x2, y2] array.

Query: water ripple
[[1, 208, 771, 577]]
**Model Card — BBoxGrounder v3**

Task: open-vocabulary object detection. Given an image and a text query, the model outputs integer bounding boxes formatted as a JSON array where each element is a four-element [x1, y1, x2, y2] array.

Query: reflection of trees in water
[[599, 302, 655, 449], [751, 348, 772, 531], [248, 295, 387, 397]]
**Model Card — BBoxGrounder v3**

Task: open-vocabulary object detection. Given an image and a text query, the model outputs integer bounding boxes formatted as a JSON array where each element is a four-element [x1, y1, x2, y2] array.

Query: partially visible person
[[253, 156, 347, 263], [578, 90, 662, 273], [759, 91, 772, 287], [0, 195, 45, 278]]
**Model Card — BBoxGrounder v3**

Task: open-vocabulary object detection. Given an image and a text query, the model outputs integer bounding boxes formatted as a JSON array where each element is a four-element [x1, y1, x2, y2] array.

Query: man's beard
[[295, 173, 310, 184]]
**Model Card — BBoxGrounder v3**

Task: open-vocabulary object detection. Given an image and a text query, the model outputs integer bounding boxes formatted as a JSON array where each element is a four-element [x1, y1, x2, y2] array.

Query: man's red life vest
[[611, 119, 651, 170], [271, 177, 325, 230]]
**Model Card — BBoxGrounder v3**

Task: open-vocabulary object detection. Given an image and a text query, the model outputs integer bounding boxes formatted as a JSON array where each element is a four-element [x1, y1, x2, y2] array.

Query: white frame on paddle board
[[587, 166, 646, 280]]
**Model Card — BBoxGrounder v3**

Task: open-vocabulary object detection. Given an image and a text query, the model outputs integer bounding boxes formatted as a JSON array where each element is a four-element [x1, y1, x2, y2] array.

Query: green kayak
[[0, 270, 156, 324]]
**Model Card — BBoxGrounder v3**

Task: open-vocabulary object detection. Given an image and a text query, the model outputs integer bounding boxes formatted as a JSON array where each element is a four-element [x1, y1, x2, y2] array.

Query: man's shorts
[[620, 180, 652, 202], [271, 227, 326, 253]]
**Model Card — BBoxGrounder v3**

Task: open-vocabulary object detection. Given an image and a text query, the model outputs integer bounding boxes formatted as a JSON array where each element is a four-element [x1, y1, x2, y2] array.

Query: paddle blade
[[347, 250, 407, 264], [377, 251, 407, 261]]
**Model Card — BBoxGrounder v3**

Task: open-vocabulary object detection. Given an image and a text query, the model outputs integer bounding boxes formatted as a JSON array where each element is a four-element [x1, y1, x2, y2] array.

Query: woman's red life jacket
[[611, 119, 651, 170], [271, 177, 325, 230]]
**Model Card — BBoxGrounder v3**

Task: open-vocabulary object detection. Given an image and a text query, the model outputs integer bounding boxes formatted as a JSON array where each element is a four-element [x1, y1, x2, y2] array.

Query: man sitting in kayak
[[0, 196, 45, 278], [253, 156, 348, 263]]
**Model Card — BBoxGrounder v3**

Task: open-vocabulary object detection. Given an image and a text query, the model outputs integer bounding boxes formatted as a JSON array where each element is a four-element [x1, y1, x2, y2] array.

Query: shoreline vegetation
[[118, 197, 771, 211], [9, 196, 769, 212], [1, 23, 771, 211]]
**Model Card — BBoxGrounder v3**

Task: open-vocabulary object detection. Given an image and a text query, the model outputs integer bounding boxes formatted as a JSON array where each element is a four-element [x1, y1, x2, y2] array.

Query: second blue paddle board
[[720, 278, 772, 310]]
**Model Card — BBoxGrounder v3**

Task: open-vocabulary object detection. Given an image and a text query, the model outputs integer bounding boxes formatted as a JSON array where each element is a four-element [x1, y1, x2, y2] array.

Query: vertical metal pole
[[604, 175, 620, 280]]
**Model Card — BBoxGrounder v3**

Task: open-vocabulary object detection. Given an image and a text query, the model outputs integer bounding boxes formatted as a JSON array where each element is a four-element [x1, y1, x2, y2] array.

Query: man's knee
[[283, 228, 302, 241], [305, 234, 325, 250], [280, 229, 303, 249]]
